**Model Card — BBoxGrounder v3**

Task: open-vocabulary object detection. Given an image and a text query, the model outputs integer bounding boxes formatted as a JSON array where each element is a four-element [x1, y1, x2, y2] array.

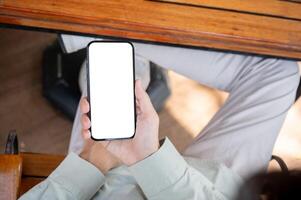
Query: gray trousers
[[69, 43, 299, 180]]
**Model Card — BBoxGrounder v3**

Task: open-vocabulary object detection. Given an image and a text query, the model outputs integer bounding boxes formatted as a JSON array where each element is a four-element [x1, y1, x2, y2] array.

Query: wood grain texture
[[0, 155, 22, 200], [19, 153, 64, 196], [19, 177, 44, 196], [155, 0, 301, 20], [0, 0, 301, 59], [21, 153, 64, 177]]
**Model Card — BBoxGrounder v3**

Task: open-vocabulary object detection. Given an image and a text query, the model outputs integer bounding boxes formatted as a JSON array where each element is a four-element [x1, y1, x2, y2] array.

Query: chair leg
[[5, 130, 19, 155], [271, 155, 289, 174]]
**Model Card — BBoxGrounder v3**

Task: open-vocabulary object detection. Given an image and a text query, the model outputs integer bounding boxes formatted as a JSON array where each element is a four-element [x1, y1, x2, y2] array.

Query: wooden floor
[[0, 28, 300, 171], [0, 28, 72, 154]]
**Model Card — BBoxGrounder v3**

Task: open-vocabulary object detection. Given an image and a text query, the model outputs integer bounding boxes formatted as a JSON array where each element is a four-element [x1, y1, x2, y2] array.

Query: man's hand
[[79, 136, 121, 174], [80, 79, 160, 166]]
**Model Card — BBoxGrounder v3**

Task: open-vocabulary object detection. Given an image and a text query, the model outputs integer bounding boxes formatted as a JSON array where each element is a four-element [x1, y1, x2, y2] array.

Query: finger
[[81, 115, 91, 130], [82, 129, 91, 140], [80, 97, 90, 114], [135, 79, 156, 115], [81, 129, 94, 149]]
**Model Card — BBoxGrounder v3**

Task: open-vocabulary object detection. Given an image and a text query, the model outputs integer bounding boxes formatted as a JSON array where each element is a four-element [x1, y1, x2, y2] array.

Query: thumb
[[135, 80, 156, 115]]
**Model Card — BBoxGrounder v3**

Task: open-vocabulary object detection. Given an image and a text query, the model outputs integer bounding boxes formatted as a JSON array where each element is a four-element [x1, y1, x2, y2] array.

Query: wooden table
[[1, 0, 301, 59]]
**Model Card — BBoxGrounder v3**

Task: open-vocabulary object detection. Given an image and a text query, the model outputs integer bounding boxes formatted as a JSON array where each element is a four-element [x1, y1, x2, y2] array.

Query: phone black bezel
[[86, 40, 137, 141]]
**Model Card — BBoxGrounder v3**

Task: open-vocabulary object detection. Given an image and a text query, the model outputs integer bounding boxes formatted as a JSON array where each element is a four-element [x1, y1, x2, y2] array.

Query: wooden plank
[[19, 177, 44, 196], [0, 0, 301, 59], [154, 0, 301, 20], [0, 155, 22, 200], [21, 153, 64, 177]]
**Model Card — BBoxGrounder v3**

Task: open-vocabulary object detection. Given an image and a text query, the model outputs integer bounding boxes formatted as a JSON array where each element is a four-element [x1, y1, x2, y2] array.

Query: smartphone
[[87, 41, 136, 140]]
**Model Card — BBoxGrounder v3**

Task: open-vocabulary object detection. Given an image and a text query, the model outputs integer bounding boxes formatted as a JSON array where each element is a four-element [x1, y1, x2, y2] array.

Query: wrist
[[89, 155, 113, 174], [128, 143, 159, 166], [80, 144, 120, 174]]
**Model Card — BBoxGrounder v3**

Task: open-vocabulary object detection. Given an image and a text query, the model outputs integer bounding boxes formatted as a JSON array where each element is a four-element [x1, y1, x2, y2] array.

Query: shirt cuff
[[49, 152, 105, 200], [128, 137, 187, 197]]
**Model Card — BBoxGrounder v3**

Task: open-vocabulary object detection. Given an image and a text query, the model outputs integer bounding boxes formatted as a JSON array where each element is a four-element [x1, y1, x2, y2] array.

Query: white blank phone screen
[[88, 42, 135, 140]]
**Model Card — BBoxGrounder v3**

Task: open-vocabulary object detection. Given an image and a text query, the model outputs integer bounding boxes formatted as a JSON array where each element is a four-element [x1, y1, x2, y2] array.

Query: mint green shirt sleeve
[[19, 153, 105, 200], [19, 139, 243, 200], [129, 138, 241, 200]]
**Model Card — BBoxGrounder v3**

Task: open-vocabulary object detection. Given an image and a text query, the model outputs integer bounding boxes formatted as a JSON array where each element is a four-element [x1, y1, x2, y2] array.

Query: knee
[[251, 58, 300, 101], [274, 59, 300, 92], [256, 58, 300, 91]]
